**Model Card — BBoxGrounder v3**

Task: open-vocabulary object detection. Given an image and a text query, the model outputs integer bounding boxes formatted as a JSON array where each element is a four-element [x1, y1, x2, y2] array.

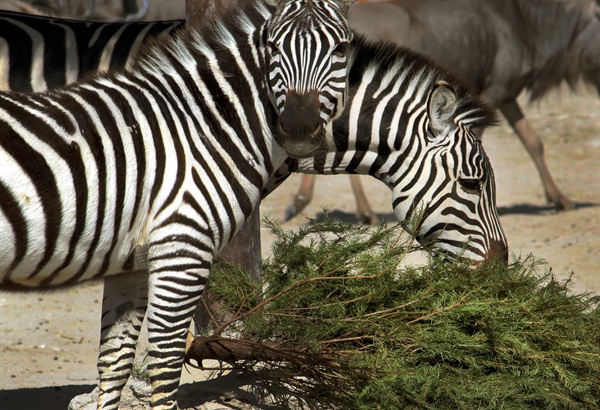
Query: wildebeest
[[287, 0, 600, 223]]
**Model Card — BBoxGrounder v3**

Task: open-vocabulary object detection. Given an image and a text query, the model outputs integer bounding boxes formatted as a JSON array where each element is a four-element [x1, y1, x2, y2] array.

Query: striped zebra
[[0, 0, 354, 409], [0, 9, 185, 92], [266, 36, 509, 263], [0, 2, 506, 398]]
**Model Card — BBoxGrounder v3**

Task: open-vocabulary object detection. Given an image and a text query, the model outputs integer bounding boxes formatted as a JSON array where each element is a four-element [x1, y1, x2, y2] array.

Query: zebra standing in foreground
[[0, 4, 507, 400], [266, 36, 509, 262], [0, 10, 185, 92], [0, 0, 354, 408]]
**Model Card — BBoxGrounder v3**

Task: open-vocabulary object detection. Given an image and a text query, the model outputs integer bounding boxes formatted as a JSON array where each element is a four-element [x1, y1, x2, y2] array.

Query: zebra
[[0, 9, 185, 92], [0, 7, 349, 157], [0, 2, 506, 392], [0, 7, 507, 262], [264, 36, 509, 263], [0, 0, 354, 408]]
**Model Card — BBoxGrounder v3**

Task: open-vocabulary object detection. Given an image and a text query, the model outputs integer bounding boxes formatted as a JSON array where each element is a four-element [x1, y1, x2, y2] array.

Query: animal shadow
[[0, 384, 96, 410], [497, 201, 599, 216], [310, 209, 397, 225]]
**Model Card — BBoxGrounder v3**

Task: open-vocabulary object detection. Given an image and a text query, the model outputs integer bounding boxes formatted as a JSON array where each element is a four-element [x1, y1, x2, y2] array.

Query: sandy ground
[[0, 86, 598, 409]]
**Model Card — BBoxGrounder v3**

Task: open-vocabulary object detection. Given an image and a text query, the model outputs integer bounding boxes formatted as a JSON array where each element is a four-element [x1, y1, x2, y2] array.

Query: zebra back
[[0, 10, 185, 92]]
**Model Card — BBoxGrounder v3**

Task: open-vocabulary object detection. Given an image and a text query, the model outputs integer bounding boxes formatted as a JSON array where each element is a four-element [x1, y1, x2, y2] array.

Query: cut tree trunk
[[185, 333, 341, 374], [186, 0, 263, 333]]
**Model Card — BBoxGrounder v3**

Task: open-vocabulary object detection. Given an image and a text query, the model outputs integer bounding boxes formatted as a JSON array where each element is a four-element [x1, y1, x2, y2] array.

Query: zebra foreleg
[[145, 245, 212, 410], [96, 270, 149, 409]]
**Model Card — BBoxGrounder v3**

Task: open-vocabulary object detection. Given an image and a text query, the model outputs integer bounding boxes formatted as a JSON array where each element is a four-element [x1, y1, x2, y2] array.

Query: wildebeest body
[[344, 0, 600, 212], [274, 0, 600, 222], [350, 0, 599, 106]]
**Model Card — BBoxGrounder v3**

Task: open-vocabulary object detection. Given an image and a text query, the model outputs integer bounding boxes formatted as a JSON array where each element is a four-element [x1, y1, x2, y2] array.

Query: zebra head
[[264, 0, 353, 158], [389, 82, 508, 264]]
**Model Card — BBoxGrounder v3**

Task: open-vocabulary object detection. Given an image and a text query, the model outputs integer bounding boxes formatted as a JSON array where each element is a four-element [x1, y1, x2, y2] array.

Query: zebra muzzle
[[483, 239, 509, 265], [276, 90, 325, 158]]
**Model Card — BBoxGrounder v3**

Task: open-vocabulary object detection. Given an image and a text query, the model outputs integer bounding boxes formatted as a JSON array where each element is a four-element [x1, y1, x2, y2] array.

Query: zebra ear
[[427, 81, 458, 136], [334, 0, 357, 11]]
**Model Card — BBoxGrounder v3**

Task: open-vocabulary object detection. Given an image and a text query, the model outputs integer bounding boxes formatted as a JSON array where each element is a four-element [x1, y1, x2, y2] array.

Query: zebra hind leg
[[96, 270, 149, 409]]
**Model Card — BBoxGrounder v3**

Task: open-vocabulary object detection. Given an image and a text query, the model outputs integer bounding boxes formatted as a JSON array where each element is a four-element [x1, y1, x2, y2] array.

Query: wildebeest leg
[[285, 174, 317, 221], [123, 0, 150, 21], [349, 174, 378, 224], [498, 99, 573, 211], [287, 175, 378, 224], [84, 0, 95, 17]]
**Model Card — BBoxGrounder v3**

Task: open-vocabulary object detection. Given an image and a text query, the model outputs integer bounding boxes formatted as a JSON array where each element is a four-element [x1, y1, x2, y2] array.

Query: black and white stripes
[[267, 37, 508, 263], [265, 0, 351, 117], [0, 10, 185, 92], [263, 0, 353, 157], [0, 0, 353, 408]]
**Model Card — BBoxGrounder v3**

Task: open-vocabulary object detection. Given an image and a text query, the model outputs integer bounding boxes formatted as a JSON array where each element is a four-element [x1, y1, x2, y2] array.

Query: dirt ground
[[0, 86, 598, 409]]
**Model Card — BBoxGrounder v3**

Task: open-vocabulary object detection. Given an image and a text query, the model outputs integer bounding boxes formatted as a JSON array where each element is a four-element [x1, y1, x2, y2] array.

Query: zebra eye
[[267, 41, 280, 58], [332, 41, 348, 58], [459, 178, 482, 194]]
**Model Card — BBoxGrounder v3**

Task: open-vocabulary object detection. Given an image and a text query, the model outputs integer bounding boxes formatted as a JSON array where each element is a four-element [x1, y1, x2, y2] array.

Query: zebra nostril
[[278, 106, 321, 138], [312, 121, 321, 135], [485, 240, 509, 264]]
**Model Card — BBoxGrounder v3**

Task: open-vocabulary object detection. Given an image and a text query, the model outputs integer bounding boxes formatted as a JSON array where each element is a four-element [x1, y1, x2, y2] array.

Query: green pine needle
[[204, 217, 600, 409]]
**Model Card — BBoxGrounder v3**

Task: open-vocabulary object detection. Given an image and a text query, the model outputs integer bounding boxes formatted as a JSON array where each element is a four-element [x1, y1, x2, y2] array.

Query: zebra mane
[[349, 33, 498, 131], [132, 0, 271, 77]]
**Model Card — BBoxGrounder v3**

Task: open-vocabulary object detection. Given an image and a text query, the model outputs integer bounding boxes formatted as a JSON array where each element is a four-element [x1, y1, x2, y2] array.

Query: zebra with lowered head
[[0, 0, 354, 408], [266, 36, 509, 263]]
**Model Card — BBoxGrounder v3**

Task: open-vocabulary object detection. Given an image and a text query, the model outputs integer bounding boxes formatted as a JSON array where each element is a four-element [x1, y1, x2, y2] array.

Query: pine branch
[[195, 218, 600, 409]]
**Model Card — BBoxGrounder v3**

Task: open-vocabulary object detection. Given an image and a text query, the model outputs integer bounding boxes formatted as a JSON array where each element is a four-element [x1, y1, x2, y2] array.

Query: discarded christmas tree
[[186, 218, 600, 409]]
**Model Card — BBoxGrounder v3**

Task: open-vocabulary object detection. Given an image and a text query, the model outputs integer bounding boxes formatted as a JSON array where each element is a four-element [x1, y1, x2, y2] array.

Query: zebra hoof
[[122, 378, 151, 407]]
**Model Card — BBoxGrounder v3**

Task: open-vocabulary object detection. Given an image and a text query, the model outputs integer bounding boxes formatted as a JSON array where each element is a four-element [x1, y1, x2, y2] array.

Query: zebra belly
[[0, 124, 152, 287], [0, 183, 142, 288], [0, 233, 140, 288], [0, 224, 140, 288]]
